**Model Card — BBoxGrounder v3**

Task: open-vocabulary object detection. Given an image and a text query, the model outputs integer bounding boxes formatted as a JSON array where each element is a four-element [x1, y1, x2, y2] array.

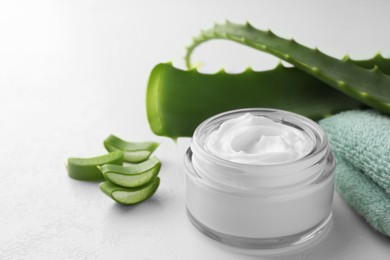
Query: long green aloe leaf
[[146, 63, 362, 138], [185, 21, 390, 114], [352, 54, 390, 74]]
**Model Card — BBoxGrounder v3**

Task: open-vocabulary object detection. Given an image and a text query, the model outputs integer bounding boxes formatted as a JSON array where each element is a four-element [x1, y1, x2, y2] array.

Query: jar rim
[[192, 108, 329, 171]]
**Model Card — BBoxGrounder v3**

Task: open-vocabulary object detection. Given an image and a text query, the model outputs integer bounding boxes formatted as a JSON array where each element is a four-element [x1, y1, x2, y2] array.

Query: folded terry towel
[[319, 110, 390, 236]]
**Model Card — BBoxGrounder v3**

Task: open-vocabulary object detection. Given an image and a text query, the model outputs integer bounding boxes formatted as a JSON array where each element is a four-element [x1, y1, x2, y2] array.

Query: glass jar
[[184, 108, 334, 251]]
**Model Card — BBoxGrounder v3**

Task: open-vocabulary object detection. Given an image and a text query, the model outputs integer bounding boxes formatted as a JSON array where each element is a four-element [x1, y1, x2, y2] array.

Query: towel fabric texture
[[319, 110, 390, 236]]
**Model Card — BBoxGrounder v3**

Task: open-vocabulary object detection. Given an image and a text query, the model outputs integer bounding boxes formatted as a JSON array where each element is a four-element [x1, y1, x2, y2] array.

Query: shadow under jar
[[184, 108, 335, 251]]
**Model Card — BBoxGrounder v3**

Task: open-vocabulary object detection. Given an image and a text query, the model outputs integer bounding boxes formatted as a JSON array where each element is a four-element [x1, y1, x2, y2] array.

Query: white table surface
[[1, 0, 389, 259]]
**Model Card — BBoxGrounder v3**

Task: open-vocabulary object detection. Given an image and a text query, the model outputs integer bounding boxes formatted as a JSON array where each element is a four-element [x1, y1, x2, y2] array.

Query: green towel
[[319, 110, 390, 236]]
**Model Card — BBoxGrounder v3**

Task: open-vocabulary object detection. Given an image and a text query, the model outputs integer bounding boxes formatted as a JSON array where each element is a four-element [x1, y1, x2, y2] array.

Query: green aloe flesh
[[185, 21, 390, 115], [100, 177, 160, 205], [146, 63, 362, 137], [97, 157, 161, 188], [67, 151, 123, 181], [104, 135, 159, 163]]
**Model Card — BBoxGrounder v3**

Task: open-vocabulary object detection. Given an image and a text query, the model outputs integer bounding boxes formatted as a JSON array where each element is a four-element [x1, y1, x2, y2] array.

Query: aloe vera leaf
[[351, 53, 390, 74], [99, 177, 160, 205], [185, 21, 390, 114], [103, 135, 159, 163], [97, 157, 161, 188], [146, 63, 362, 138], [67, 151, 123, 181]]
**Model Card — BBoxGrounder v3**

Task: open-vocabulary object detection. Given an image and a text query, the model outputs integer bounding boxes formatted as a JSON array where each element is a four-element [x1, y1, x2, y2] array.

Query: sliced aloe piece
[[98, 157, 161, 188], [67, 151, 123, 181], [99, 177, 160, 205], [104, 135, 159, 163]]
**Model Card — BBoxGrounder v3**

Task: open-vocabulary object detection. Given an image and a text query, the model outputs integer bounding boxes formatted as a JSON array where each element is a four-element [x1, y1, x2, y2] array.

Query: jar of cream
[[184, 108, 334, 251]]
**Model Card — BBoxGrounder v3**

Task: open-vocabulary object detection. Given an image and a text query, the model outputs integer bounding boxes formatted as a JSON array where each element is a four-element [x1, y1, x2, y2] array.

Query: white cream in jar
[[184, 108, 334, 251], [205, 113, 313, 165]]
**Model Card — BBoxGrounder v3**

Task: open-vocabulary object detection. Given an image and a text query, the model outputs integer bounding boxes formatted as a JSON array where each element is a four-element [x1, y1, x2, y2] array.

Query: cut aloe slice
[[104, 135, 159, 163], [98, 157, 161, 188], [67, 151, 123, 181], [99, 177, 160, 205]]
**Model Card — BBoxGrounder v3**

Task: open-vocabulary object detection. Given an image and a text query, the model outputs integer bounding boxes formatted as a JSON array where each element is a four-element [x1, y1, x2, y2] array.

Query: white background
[[0, 0, 389, 259]]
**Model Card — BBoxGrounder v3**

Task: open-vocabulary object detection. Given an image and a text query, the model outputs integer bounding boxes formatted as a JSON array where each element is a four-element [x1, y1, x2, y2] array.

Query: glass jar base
[[186, 208, 333, 254]]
